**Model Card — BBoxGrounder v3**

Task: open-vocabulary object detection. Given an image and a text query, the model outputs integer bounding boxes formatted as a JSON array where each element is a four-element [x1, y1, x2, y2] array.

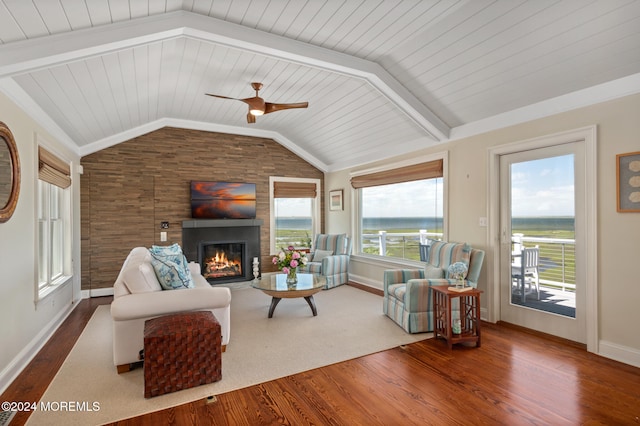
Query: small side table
[[432, 286, 483, 349]]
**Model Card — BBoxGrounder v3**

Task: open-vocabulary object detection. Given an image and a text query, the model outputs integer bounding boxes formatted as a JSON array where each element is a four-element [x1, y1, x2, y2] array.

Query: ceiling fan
[[205, 82, 309, 123]]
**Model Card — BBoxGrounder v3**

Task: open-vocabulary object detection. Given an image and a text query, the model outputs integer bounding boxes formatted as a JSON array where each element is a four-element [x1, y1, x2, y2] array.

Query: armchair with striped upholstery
[[300, 234, 352, 289], [383, 241, 485, 333]]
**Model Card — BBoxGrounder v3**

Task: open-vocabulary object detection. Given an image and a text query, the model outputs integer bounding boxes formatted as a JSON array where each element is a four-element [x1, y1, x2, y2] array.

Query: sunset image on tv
[[191, 181, 257, 219]]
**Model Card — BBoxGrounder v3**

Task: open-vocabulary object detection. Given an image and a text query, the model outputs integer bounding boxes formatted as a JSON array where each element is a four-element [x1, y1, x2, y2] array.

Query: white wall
[[327, 93, 640, 365], [0, 92, 82, 393]]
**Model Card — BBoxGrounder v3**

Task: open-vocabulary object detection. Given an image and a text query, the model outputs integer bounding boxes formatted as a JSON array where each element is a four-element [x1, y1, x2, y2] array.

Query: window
[[270, 177, 321, 253], [37, 145, 72, 298], [351, 155, 446, 261]]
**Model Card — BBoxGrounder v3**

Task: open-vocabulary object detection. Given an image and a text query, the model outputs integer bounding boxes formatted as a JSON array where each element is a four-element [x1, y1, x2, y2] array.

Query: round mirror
[[0, 121, 20, 223]]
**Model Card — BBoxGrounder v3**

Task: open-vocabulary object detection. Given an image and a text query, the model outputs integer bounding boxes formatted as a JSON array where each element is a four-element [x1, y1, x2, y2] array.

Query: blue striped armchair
[[300, 234, 352, 289], [383, 241, 485, 333]]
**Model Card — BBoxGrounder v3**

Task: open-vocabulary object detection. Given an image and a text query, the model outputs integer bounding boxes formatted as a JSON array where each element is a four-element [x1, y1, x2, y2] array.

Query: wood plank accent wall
[[80, 127, 324, 291]]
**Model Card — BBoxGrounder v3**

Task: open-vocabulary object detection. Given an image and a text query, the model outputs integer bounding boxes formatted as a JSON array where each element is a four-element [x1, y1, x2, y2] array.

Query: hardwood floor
[[3, 292, 640, 425], [0, 296, 112, 426]]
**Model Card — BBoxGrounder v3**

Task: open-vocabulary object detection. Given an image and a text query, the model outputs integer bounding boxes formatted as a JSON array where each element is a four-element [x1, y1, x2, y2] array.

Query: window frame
[[269, 176, 321, 254], [36, 140, 73, 302], [351, 152, 448, 263]]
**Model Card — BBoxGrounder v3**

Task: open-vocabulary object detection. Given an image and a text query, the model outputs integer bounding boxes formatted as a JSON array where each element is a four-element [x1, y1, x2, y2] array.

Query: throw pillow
[[122, 263, 163, 294], [458, 243, 472, 278], [443, 243, 472, 279], [150, 252, 195, 290], [150, 243, 183, 256], [312, 249, 334, 262], [424, 264, 445, 279]]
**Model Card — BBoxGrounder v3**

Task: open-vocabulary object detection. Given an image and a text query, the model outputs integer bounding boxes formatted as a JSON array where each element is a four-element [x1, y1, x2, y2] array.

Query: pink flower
[[290, 260, 298, 268], [282, 267, 289, 274], [287, 245, 295, 251], [272, 257, 278, 264], [292, 252, 301, 260]]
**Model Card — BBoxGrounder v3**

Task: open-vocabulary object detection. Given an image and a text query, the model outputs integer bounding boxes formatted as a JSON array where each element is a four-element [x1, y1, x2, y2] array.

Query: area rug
[[28, 284, 430, 425]]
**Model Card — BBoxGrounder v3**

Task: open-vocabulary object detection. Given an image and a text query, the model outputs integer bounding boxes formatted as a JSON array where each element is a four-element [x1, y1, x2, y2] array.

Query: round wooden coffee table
[[251, 273, 326, 318]]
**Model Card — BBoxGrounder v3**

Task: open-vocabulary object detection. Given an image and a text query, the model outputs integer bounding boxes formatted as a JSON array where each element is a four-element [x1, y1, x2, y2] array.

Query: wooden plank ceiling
[[0, 0, 639, 171]]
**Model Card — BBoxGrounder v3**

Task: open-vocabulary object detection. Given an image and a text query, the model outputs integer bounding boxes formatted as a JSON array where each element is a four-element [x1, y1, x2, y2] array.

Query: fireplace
[[200, 241, 245, 282], [182, 219, 262, 284]]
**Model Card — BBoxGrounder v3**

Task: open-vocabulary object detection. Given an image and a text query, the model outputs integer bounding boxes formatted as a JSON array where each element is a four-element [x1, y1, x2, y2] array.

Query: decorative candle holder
[[252, 257, 260, 279]]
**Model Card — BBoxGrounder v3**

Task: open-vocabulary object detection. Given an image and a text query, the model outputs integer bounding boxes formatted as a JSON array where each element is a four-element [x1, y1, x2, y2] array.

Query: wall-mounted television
[[190, 181, 257, 219]]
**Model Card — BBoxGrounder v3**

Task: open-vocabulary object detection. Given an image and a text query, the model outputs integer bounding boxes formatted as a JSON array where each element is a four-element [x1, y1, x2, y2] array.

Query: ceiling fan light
[[250, 108, 264, 116]]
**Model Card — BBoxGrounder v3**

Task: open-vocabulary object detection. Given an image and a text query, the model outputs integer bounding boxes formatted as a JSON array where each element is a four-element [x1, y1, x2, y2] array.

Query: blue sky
[[361, 154, 575, 218], [362, 179, 442, 218], [510, 154, 574, 217], [278, 154, 574, 218]]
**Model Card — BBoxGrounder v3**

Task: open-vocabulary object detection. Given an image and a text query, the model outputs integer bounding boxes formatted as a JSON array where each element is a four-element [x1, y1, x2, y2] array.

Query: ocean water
[[275, 217, 441, 230], [277, 217, 574, 233], [511, 217, 574, 232]]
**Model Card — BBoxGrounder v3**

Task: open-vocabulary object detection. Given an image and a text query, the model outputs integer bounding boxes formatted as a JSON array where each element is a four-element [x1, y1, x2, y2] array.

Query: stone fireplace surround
[[182, 219, 262, 284]]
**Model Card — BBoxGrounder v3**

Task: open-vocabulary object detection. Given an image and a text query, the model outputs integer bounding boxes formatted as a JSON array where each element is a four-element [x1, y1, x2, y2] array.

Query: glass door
[[499, 142, 586, 343]]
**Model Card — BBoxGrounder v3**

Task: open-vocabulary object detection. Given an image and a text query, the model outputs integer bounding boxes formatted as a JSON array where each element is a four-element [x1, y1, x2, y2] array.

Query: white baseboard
[[349, 273, 382, 291], [598, 340, 640, 368], [0, 301, 78, 395], [480, 308, 490, 323], [81, 287, 114, 299]]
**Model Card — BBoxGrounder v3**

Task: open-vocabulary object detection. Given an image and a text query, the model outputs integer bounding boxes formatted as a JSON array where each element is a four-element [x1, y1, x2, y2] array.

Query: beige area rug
[[28, 284, 431, 425]]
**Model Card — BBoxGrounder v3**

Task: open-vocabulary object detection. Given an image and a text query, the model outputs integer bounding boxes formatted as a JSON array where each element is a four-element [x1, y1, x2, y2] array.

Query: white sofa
[[110, 247, 231, 373]]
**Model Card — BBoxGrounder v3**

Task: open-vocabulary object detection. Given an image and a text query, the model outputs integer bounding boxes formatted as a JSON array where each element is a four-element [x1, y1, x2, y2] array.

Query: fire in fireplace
[[200, 242, 244, 282]]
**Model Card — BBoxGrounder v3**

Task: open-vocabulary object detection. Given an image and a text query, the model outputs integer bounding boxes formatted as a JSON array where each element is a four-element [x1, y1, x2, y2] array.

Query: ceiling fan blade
[[205, 93, 243, 101], [206, 93, 266, 114], [264, 102, 309, 115]]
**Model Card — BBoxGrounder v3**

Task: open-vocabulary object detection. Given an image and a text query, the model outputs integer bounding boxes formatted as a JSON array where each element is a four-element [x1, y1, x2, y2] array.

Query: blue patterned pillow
[[150, 243, 183, 256], [150, 252, 195, 290]]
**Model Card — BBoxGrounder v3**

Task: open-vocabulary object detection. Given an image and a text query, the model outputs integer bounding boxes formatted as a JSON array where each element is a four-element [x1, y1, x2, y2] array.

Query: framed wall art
[[0, 121, 20, 223], [616, 151, 640, 212], [329, 189, 343, 211]]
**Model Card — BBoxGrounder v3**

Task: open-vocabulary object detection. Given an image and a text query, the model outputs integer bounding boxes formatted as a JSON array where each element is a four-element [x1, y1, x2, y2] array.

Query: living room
[[1, 2, 640, 423]]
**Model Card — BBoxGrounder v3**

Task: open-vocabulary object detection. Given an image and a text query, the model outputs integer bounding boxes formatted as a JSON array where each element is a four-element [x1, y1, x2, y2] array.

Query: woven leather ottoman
[[143, 311, 221, 398]]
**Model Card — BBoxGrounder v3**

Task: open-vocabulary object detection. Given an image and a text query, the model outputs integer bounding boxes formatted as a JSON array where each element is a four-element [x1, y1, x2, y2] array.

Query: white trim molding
[[599, 340, 640, 369]]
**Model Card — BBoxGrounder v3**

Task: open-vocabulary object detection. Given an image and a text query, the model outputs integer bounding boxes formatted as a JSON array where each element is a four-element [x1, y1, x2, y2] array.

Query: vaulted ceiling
[[1, 1, 639, 172]]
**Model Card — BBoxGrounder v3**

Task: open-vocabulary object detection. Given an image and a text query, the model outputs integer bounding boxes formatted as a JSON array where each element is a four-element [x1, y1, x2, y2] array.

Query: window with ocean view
[[270, 177, 320, 253], [274, 198, 313, 249], [358, 177, 444, 261]]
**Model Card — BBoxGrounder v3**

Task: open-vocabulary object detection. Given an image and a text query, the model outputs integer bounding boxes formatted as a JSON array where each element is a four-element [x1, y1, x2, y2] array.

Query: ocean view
[[277, 216, 574, 234], [276, 217, 443, 231]]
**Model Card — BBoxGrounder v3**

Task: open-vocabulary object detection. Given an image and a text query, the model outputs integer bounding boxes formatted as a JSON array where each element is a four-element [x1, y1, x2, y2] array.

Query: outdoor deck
[[511, 284, 576, 317]]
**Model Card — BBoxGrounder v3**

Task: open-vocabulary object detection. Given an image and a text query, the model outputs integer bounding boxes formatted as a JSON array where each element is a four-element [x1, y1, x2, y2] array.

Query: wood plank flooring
[[3, 290, 640, 425]]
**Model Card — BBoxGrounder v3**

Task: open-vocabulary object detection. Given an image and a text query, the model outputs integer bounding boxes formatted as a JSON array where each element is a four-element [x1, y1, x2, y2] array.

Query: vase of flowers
[[272, 246, 308, 286], [447, 261, 468, 289]]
